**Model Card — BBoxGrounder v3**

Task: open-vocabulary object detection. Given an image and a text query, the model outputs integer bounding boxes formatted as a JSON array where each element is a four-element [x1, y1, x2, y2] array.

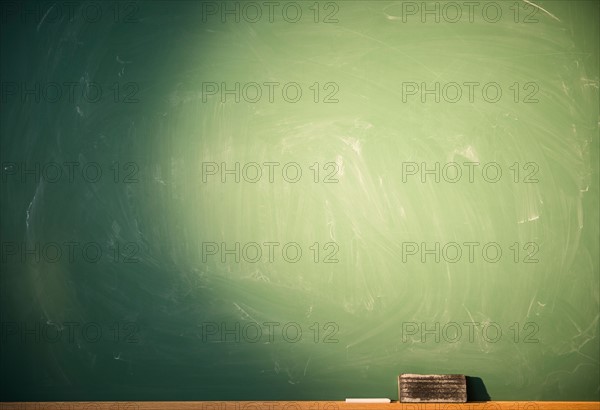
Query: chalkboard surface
[[1, 0, 598, 402]]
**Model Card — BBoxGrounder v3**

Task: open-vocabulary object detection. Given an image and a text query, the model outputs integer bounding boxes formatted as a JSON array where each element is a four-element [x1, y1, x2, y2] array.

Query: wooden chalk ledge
[[1, 402, 599, 409]]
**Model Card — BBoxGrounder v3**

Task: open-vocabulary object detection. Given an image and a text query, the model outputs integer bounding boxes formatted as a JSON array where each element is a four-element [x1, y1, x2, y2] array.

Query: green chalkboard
[[1, 0, 598, 402]]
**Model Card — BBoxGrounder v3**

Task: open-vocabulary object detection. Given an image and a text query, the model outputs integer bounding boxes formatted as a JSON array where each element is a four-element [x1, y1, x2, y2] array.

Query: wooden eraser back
[[399, 374, 467, 402]]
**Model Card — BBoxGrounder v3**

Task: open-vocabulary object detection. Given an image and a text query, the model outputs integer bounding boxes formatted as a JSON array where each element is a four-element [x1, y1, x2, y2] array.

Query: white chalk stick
[[345, 398, 391, 403]]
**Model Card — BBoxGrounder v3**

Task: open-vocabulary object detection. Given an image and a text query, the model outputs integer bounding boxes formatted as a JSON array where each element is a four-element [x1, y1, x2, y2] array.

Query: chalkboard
[[1, 0, 598, 402]]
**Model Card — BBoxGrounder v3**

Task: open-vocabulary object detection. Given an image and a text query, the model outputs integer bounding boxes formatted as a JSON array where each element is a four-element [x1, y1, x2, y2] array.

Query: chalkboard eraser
[[399, 374, 467, 403]]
